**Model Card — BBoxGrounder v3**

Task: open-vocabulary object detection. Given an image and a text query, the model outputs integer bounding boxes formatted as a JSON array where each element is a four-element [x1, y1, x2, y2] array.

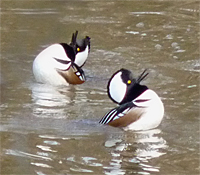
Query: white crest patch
[[74, 46, 89, 67], [109, 72, 127, 103]]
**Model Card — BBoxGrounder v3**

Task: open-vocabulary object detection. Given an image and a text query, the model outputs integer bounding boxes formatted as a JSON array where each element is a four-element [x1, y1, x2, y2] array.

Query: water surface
[[1, 1, 199, 174]]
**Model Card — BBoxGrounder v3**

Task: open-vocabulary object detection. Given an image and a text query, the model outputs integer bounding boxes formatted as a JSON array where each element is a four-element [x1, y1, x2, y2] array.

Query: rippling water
[[1, 1, 199, 175]]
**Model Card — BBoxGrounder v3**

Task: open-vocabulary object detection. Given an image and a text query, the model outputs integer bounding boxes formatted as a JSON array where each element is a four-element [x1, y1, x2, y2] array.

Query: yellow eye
[[127, 80, 131, 84], [77, 47, 80, 52]]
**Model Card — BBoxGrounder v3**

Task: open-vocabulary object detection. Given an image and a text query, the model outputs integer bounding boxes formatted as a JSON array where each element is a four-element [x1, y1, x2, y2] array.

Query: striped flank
[[99, 102, 136, 125]]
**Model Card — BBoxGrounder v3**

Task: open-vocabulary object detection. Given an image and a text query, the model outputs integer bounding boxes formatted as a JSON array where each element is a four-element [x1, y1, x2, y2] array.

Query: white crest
[[109, 71, 127, 103], [74, 45, 89, 67]]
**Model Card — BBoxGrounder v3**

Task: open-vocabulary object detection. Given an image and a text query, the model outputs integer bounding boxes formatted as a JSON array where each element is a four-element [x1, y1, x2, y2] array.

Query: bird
[[99, 68, 164, 131], [32, 31, 90, 86]]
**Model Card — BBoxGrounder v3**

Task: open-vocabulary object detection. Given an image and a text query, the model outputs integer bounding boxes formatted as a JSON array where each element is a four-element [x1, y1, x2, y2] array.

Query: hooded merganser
[[33, 31, 90, 86], [99, 69, 164, 131]]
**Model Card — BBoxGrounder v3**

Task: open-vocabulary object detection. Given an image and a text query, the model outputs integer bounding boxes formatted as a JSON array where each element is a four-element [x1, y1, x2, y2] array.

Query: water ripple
[[31, 162, 52, 168], [5, 149, 52, 161], [129, 11, 165, 15], [9, 8, 58, 15]]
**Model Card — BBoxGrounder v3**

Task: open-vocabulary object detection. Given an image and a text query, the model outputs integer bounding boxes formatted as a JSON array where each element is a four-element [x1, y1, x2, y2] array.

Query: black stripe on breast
[[134, 99, 150, 103], [53, 57, 71, 65]]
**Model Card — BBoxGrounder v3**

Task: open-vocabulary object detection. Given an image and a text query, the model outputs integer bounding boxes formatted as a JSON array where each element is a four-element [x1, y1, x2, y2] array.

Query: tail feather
[[137, 69, 149, 84], [71, 31, 78, 47]]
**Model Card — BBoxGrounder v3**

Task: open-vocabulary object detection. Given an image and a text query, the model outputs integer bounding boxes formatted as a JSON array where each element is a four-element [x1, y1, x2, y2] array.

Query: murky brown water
[[1, 0, 200, 174]]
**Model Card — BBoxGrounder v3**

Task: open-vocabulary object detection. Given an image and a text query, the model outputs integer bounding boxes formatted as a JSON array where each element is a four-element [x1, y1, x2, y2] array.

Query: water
[[1, 0, 199, 174]]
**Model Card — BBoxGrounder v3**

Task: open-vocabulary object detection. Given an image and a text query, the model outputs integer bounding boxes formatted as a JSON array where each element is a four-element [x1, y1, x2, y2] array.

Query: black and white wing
[[99, 102, 136, 125]]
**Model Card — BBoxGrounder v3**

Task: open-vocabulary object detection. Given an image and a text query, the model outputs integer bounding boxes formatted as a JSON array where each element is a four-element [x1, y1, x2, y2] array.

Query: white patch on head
[[109, 72, 127, 103], [74, 45, 89, 67]]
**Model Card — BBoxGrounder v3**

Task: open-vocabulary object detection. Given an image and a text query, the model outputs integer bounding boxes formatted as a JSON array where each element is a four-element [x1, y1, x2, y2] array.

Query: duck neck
[[120, 84, 148, 105]]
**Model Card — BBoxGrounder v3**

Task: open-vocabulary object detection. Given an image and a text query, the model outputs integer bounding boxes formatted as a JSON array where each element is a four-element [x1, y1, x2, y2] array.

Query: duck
[[32, 31, 90, 86], [99, 68, 164, 131]]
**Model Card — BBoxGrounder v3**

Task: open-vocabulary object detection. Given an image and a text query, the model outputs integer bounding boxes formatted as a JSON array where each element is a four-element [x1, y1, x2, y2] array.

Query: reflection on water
[[104, 129, 167, 175], [31, 83, 75, 119], [32, 84, 73, 107], [1, 0, 199, 175], [4, 128, 167, 175]]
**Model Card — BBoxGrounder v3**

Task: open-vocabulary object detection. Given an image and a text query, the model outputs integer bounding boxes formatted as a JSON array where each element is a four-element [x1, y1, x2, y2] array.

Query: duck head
[[107, 69, 149, 105], [70, 31, 90, 67]]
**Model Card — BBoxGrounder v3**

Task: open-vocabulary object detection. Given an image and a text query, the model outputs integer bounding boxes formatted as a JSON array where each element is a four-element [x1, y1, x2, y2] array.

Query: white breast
[[33, 44, 72, 86], [124, 89, 164, 131]]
